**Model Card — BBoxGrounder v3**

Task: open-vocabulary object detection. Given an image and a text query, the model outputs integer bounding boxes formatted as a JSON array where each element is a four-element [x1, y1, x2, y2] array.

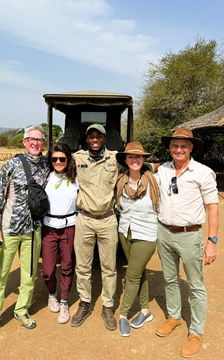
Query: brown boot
[[70, 301, 91, 327], [156, 317, 181, 337], [101, 306, 117, 331], [180, 333, 203, 358]]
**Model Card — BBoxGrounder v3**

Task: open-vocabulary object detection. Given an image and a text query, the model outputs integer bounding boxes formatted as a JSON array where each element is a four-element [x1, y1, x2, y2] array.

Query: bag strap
[[30, 231, 34, 277], [17, 154, 33, 183], [17, 154, 35, 277]]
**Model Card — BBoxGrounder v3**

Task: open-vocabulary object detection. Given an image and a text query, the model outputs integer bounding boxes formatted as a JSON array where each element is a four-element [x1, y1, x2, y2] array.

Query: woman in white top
[[42, 143, 78, 324], [116, 142, 160, 336]]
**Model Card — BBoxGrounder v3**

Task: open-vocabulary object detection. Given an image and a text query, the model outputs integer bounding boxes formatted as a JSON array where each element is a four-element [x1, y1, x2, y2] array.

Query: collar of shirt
[[88, 146, 105, 161], [171, 157, 195, 175]]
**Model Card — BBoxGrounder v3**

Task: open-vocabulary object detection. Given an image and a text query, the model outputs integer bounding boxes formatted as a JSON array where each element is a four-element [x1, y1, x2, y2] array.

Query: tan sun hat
[[116, 141, 150, 167], [161, 128, 202, 149]]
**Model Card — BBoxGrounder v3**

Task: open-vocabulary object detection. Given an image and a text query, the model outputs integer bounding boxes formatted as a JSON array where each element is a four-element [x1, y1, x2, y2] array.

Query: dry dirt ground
[[0, 190, 224, 360]]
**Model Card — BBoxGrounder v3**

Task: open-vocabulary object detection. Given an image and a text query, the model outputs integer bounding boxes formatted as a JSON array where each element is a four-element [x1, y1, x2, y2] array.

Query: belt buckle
[[184, 226, 187, 232]]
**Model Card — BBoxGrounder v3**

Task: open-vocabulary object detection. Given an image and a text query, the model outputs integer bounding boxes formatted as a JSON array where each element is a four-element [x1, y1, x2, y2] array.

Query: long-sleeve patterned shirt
[[0, 152, 49, 235]]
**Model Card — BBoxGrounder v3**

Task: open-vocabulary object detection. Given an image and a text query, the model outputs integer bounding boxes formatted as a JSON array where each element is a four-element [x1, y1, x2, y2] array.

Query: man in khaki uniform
[[71, 124, 118, 331]]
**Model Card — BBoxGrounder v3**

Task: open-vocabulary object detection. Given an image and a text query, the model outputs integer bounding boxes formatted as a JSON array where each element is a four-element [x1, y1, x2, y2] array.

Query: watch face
[[208, 237, 218, 244]]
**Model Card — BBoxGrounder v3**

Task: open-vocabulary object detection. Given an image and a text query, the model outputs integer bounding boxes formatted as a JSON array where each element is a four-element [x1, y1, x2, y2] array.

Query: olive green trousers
[[119, 230, 156, 317], [0, 228, 41, 317]]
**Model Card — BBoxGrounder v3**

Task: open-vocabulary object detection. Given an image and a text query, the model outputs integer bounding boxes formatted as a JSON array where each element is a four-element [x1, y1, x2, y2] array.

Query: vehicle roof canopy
[[43, 90, 133, 113]]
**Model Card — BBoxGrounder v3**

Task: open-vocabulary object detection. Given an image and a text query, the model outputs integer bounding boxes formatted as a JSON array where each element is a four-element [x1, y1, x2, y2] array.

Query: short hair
[[23, 126, 45, 139]]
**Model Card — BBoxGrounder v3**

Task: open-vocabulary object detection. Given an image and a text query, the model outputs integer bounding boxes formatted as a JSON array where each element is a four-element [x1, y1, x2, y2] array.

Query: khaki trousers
[[157, 223, 207, 335], [75, 213, 118, 307], [0, 228, 41, 317]]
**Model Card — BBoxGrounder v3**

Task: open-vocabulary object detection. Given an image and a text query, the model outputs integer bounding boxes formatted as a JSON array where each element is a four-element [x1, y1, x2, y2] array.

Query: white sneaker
[[48, 294, 60, 313], [58, 303, 70, 324]]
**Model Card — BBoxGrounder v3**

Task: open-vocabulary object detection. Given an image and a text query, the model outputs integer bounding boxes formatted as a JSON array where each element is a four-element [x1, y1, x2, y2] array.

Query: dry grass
[[0, 147, 23, 168], [0, 147, 48, 168]]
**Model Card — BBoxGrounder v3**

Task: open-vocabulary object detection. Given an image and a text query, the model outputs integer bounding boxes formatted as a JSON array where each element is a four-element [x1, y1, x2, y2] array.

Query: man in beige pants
[[71, 124, 118, 331]]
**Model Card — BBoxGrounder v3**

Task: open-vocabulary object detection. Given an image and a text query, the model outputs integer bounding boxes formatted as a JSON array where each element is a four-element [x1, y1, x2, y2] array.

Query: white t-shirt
[[43, 171, 79, 229]]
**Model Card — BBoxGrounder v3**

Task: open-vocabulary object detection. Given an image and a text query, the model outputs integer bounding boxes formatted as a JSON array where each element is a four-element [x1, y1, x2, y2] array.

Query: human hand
[[204, 241, 217, 265]]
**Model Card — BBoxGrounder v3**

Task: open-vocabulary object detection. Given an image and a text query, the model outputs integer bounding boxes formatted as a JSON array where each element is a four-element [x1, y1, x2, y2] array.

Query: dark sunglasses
[[168, 176, 178, 196], [51, 157, 67, 163]]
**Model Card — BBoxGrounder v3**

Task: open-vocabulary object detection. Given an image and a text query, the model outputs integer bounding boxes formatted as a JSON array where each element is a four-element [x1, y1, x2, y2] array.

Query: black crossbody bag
[[17, 154, 50, 276]]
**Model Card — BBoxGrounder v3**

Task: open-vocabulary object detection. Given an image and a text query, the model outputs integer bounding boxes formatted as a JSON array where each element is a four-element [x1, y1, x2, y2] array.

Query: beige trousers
[[74, 213, 118, 307]]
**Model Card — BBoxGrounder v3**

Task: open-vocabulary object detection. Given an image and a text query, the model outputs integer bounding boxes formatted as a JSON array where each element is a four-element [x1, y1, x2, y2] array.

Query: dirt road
[[0, 199, 223, 360]]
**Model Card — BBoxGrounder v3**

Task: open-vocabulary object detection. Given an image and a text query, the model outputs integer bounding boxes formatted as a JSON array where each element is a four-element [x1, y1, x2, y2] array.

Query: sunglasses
[[168, 176, 178, 196], [51, 157, 67, 163]]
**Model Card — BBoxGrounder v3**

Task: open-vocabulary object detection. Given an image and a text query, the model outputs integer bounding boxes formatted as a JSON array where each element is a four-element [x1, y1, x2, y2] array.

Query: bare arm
[[204, 203, 219, 265]]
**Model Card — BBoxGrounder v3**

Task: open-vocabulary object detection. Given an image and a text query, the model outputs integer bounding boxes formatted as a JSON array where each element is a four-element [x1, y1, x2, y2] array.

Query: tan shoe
[[180, 333, 203, 358], [156, 317, 181, 337]]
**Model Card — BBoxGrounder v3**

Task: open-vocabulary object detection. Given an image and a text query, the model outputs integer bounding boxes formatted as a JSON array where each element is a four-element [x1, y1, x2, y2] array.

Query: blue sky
[[0, 0, 223, 129]]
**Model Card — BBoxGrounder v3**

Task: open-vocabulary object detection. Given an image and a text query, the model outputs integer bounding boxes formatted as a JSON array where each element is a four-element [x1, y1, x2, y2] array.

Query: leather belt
[[159, 221, 201, 233], [80, 209, 114, 220], [46, 212, 76, 219]]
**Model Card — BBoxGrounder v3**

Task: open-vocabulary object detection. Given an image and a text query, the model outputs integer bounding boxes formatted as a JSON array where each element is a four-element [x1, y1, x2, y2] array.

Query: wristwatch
[[208, 237, 218, 244]]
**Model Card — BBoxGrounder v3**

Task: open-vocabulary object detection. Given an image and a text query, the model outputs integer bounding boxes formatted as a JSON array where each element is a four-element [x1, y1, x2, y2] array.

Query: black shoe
[[70, 301, 91, 327], [101, 306, 117, 331]]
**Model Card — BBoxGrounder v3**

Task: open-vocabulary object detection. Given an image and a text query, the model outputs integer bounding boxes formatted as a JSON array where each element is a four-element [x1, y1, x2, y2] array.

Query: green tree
[[0, 129, 22, 147], [0, 133, 9, 146], [135, 39, 224, 159], [8, 133, 24, 148], [40, 123, 63, 145]]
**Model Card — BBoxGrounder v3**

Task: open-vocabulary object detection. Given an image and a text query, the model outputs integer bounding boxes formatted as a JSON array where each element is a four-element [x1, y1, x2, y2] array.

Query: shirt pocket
[[103, 164, 118, 186], [77, 167, 91, 185]]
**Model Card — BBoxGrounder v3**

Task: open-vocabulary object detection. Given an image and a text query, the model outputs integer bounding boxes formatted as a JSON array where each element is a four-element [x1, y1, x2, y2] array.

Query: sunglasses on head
[[168, 176, 178, 196], [51, 157, 67, 163]]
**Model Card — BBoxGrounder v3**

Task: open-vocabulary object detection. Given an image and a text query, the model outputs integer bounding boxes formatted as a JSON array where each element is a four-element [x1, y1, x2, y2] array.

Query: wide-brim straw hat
[[116, 141, 150, 168], [161, 128, 202, 150]]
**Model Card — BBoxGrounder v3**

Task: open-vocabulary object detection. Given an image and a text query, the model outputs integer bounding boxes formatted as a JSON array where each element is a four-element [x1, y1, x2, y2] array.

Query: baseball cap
[[85, 123, 106, 136]]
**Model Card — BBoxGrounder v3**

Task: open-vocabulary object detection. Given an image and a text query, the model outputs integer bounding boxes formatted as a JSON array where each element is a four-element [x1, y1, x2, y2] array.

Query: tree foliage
[[0, 129, 24, 148], [135, 39, 224, 161], [40, 123, 63, 146], [0, 124, 63, 148], [8, 133, 24, 148]]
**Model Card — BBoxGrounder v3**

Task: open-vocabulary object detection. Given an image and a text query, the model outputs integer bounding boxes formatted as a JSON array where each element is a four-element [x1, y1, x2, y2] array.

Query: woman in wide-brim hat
[[115, 141, 160, 337]]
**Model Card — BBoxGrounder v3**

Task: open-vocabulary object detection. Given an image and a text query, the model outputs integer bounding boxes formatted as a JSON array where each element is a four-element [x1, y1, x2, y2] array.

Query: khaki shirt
[[73, 148, 119, 215]]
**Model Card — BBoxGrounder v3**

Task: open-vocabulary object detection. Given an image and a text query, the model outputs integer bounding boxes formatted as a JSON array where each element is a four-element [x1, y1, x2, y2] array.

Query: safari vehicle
[[43, 90, 133, 151]]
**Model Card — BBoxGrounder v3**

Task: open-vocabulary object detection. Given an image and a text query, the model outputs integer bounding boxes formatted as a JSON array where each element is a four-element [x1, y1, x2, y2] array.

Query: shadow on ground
[[1, 243, 191, 329]]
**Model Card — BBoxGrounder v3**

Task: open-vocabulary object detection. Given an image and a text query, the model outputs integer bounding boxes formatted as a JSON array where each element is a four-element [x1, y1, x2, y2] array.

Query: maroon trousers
[[41, 225, 75, 300]]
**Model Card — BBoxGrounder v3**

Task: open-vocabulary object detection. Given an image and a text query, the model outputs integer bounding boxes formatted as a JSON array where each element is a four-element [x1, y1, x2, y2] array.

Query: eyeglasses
[[168, 176, 178, 196], [24, 137, 45, 143], [51, 157, 67, 163]]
